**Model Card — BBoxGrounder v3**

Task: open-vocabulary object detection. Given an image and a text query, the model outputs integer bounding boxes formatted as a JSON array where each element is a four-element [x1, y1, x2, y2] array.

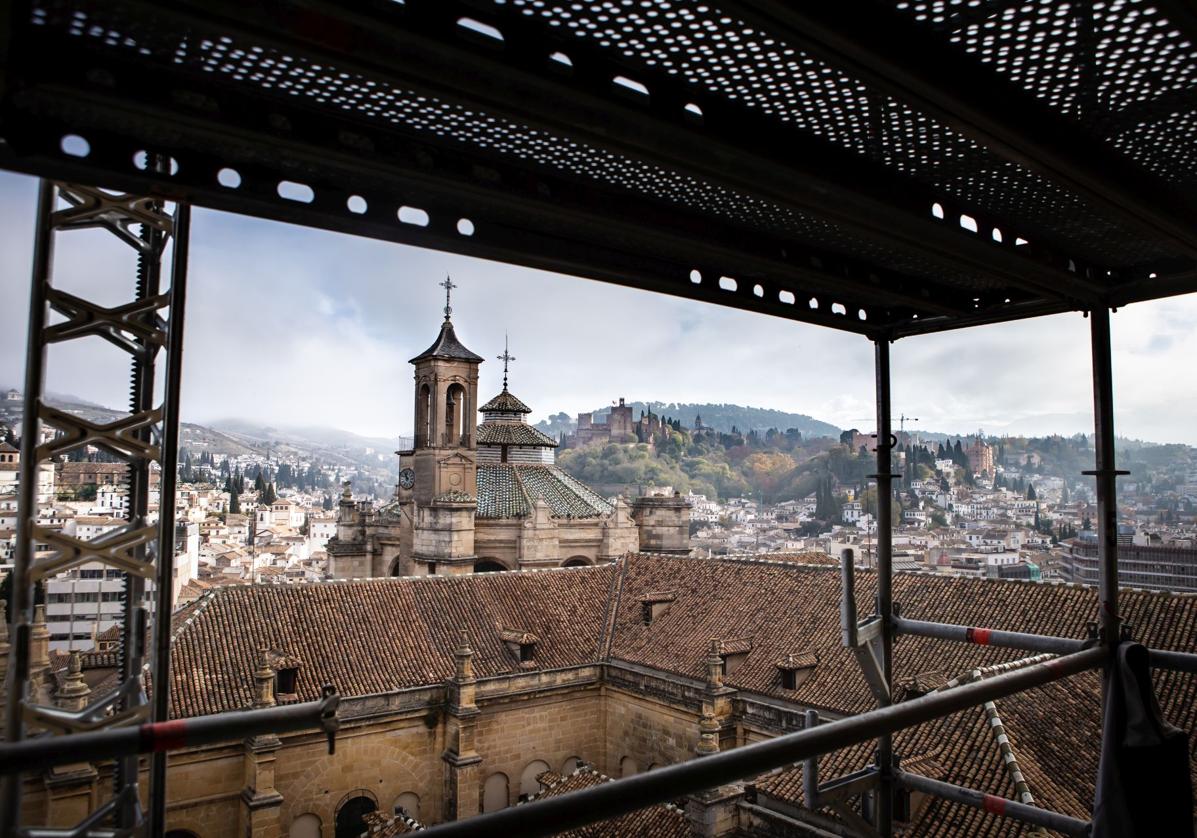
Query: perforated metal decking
[[1, 0, 1195, 338], [1, 1, 1196, 837]]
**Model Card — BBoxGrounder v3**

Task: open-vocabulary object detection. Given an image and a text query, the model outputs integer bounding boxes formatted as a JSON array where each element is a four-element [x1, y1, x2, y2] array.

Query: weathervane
[[497, 334, 516, 390], [440, 275, 457, 321]]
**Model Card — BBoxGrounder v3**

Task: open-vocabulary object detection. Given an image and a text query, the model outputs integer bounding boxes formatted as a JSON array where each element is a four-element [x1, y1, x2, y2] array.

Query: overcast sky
[[2, 171, 1195, 445]]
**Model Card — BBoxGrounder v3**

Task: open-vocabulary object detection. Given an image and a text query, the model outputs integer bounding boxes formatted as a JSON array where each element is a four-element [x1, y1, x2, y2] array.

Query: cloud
[[1, 170, 1195, 444]]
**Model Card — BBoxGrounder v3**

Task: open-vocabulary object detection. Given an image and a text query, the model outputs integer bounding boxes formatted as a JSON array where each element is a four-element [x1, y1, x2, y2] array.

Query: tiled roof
[[167, 566, 616, 717], [479, 389, 532, 414], [476, 423, 558, 448], [360, 810, 423, 835], [476, 465, 613, 519], [523, 766, 689, 837], [164, 554, 1197, 834], [754, 671, 1105, 837], [409, 319, 484, 364], [606, 557, 1197, 715]]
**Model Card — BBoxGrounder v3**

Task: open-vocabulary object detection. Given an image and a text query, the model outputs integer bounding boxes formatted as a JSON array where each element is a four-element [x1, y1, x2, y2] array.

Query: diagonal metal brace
[[37, 405, 162, 462], [45, 287, 170, 356], [27, 524, 157, 583], [851, 631, 892, 705], [52, 183, 173, 255], [841, 553, 891, 704]]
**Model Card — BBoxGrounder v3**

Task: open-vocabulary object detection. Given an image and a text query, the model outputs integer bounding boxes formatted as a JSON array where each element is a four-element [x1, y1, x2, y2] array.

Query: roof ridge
[[170, 588, 220, 645], [600, 554, 632, 661], [508, 462, 536, 514]]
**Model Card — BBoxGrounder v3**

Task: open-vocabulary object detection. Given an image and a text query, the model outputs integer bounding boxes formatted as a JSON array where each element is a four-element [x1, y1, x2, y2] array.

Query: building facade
[[12, 554, 1197, 837], [1063, 534, 1197, 592], [326, 301, 675, 579]]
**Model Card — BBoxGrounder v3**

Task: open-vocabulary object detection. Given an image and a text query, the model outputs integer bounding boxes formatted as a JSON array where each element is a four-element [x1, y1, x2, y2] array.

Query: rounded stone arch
[[483, 772, 509, 813], [562, 556, 591, 567], [561, 756, 581, 774], [619, 756, 639, 777], [445, 382, 468, 443], [388, 555, 404, 577], [519, 759, 552, 801], [334, 789, 378, 838], [288, 814, 322, 838], [392, 792, 420, 820], [474, 558, 509, 573], [417, 382, 432, 444]]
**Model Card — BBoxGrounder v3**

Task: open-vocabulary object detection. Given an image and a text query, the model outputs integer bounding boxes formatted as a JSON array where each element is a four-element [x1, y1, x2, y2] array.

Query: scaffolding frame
[[1, 0, 1196, 836]]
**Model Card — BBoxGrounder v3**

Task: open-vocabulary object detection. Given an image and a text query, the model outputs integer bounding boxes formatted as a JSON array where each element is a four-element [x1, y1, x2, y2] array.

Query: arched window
[[483, 772, 509, 813], [561, 756, 581, 774], [445, 383, 466, 445], [288, 814, 321, 838], [519, 759, 552, 801], [393, 792, 420, 820], [620, 756, 639, 777], [335, 792, 378, 838], [165, 832, 199, 838], [418, 384, 432, 447], [474, 559, 507, 573], [562, 557, 590, 567]]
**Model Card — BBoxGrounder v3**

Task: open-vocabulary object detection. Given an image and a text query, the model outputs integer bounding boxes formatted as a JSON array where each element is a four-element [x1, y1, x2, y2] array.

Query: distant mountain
[[535, 402, 840, 439], [0, 391, 400, 475], [206, 418, 404, 453]]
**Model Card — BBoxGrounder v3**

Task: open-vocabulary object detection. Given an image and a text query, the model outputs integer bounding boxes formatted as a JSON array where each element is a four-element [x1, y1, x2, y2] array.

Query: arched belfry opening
[[446, 382, 467, 446], [417, 382, 432, 448]]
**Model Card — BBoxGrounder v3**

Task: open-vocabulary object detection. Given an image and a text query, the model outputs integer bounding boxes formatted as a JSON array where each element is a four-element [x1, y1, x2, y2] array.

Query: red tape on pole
[[982, 794, 1006, 815], [141, 720, 189, 752], [965, 627, 992, 645]]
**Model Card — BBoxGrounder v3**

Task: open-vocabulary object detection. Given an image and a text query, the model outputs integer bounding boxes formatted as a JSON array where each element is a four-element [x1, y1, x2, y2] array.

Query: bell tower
[[407, 278, 483, 575]]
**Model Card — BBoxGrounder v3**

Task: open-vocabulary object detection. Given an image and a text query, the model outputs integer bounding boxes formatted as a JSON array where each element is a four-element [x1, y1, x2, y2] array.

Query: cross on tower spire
[[497, 334, 516, 390], [440, 275, 457, 321]]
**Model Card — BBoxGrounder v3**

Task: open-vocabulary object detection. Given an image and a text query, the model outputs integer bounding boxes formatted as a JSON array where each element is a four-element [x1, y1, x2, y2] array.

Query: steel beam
[[872, 336, 896, 837], [1087, 308, 1122, 648], [1148, 649, 1197, 674], [894, 771, 1091, 837], [0, 0, 1125, 321], [417, 647, 1105, 838], [149, 202, 190, 836], [0, 180, 188, 835], [718, 1, 1197, 266], [894, 617, 1090, 656], [0, 179, 54, 835], [0, 689, 340, 776]]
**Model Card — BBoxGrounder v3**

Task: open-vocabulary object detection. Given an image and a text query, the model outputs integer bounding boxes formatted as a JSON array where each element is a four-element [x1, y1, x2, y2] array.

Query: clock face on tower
[[399, 468, 415, 490]]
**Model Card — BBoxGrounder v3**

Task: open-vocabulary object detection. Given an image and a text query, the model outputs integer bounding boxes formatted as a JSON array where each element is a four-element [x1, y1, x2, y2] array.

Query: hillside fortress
[[326, 280, 690, 578]]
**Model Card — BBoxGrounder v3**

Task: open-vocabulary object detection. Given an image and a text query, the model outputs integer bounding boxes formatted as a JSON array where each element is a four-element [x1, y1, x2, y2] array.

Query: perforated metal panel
[[2, 0, 1195, 337]]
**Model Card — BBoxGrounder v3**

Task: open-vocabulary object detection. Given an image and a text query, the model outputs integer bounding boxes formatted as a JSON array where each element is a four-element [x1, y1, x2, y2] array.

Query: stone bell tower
[[406, 278, 483, 575]]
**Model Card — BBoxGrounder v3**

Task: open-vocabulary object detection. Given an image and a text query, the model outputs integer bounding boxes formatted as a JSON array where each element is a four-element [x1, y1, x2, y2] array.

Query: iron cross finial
[[440, 275, 457, 320], [497, 334, 516, 390]]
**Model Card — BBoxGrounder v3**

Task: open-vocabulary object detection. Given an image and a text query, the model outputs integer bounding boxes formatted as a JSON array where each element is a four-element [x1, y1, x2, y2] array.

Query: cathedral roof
[[166, 556, 1197, 836], [526, 766, 689, 837], [480, 388, 532, 414], [476, 464, 612, 519], [409, 319, 484, 364], [476, 422, 558, 448]]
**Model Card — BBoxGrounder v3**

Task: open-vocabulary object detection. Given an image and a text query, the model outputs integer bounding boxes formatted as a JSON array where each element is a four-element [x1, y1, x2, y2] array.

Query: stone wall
[[474, 686, 606, 808], [603, 686, 700, 774]]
